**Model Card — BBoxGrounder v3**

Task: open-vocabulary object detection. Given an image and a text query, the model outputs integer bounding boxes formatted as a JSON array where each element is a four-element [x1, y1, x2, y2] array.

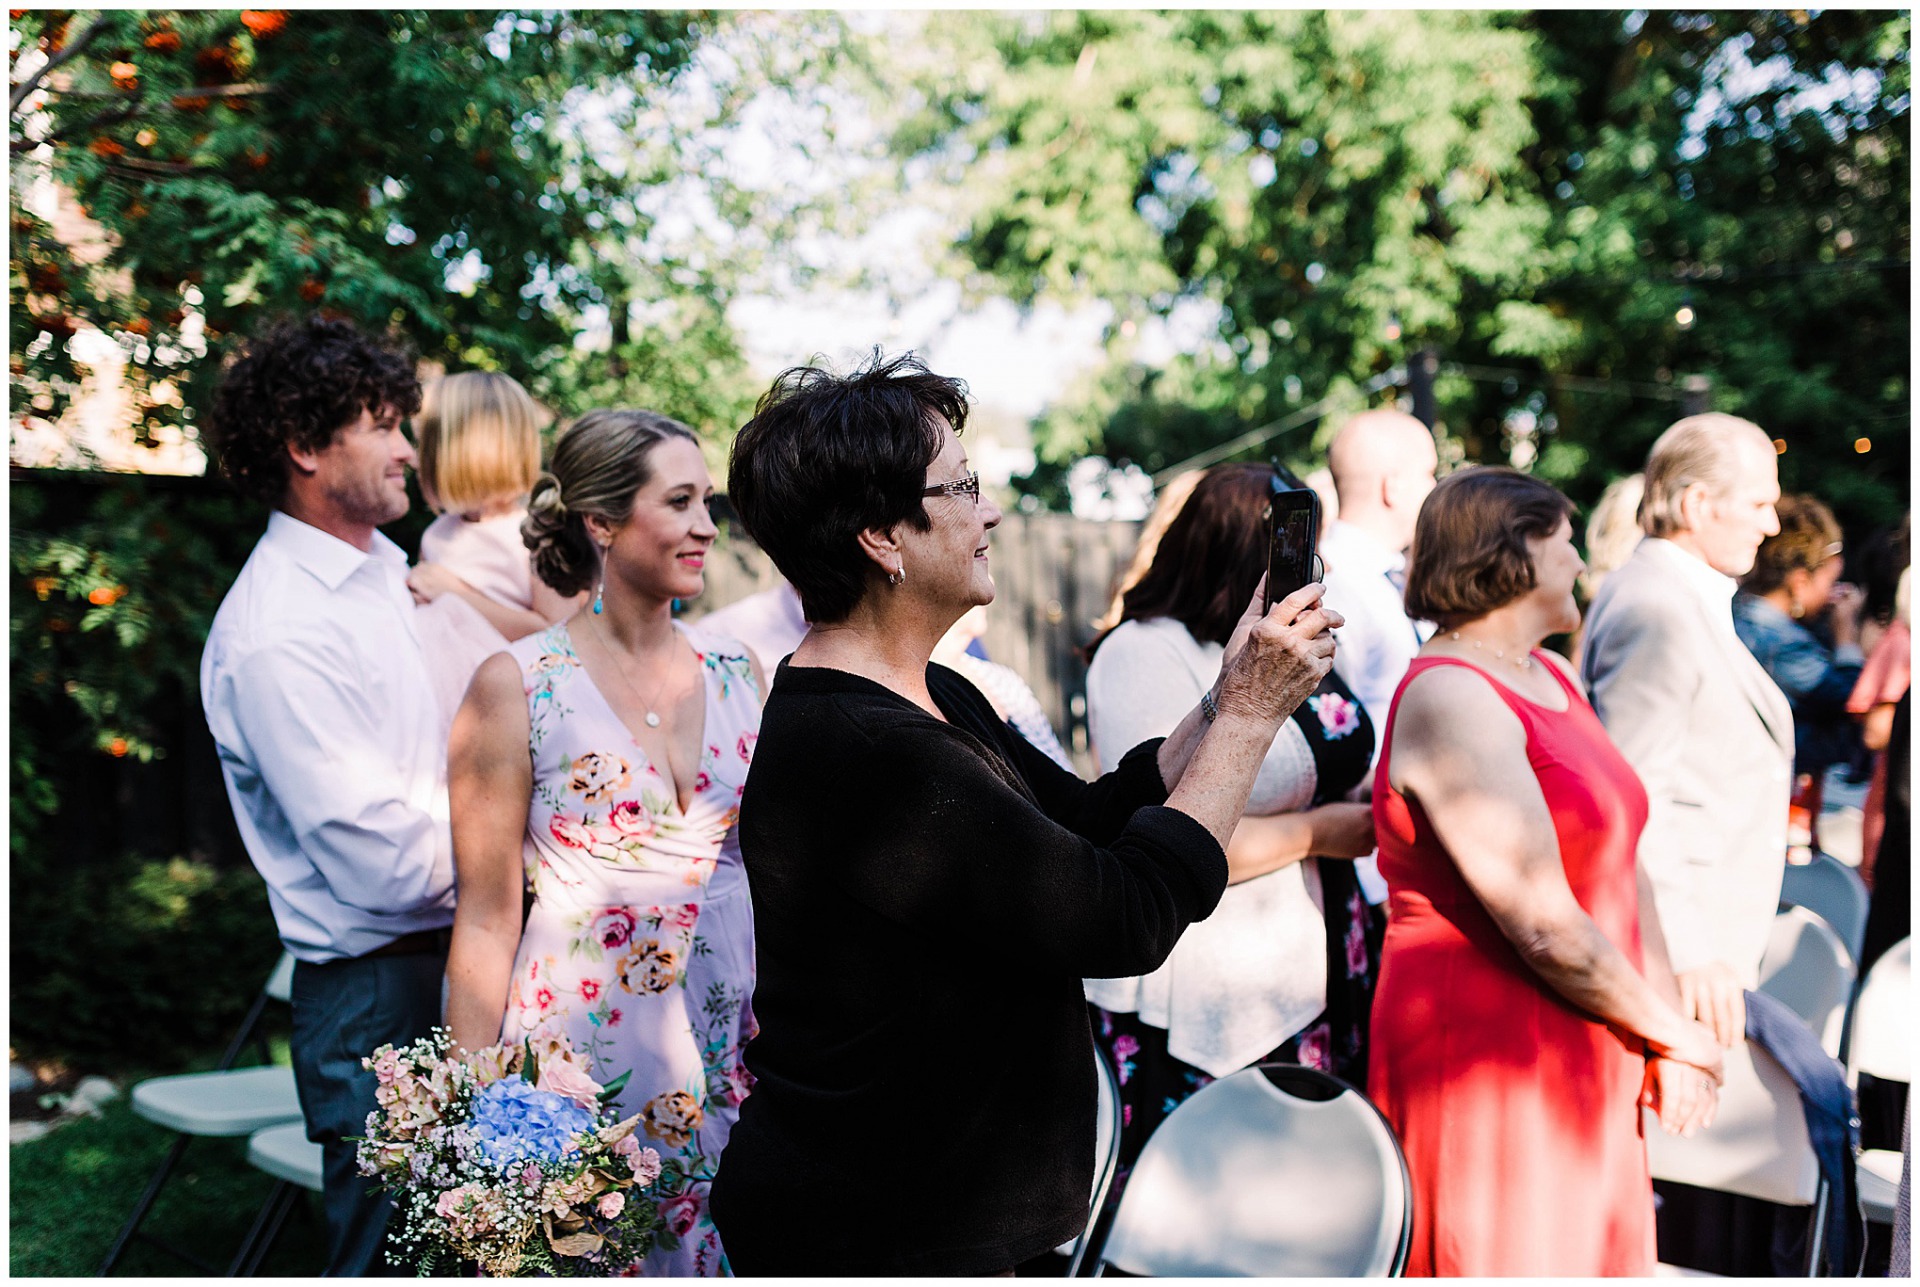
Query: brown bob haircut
[[1403, 466, 1577, 629]]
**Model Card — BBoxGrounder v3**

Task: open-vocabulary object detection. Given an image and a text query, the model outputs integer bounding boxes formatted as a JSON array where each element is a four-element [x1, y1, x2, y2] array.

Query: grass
[[10, 1089, 329, 1276]]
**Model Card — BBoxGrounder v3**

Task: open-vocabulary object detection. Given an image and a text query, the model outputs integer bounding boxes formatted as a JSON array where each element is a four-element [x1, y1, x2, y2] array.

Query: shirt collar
[[1324, 520, 1404, 575], [265, 509, 409, 591], [1643, 537, 1737, 608]]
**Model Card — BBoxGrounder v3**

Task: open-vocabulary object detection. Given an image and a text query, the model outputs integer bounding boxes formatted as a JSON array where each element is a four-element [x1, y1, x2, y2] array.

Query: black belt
[[359, 926, 452, 960]]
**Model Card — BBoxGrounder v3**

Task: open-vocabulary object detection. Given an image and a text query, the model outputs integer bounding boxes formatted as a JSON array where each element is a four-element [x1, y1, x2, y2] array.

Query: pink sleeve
[[1848, 622, 1911, 713]]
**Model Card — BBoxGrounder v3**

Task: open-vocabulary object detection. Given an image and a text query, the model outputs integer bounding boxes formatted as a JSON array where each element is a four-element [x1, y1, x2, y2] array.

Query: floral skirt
[[1089, 859, 1379, 1217]]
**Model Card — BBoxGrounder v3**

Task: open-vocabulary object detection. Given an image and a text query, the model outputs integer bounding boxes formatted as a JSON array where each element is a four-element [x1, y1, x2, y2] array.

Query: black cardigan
[[708, 660, 1228, 1276]]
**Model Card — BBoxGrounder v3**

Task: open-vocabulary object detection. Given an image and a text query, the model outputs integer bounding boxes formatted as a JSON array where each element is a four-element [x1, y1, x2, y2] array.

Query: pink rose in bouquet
[[436, 1184, 510, 1241], [357, 1028, 664, 1275], [537, 1052, 605, 1111]]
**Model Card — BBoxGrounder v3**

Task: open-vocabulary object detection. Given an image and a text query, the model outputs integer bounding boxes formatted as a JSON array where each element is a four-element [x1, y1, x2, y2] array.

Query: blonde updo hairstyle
[[415, 371, 544, 514], [522, 408, 698, 597]]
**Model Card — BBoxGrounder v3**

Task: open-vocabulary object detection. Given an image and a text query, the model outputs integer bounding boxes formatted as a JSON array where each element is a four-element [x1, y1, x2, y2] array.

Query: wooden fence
[[690, 512, 1144, 775]]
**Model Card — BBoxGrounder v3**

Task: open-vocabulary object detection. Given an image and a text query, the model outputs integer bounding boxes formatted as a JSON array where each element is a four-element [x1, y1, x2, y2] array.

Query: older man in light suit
[[1582, 413, 1790, 1050]]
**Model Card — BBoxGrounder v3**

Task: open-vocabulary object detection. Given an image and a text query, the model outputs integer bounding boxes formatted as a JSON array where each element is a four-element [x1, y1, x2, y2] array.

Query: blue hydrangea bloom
[[465, 1078, 595, 1171]]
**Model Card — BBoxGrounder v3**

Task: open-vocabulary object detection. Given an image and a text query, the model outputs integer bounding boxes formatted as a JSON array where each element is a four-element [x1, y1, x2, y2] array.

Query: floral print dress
[[499, 621, 760, 1277]]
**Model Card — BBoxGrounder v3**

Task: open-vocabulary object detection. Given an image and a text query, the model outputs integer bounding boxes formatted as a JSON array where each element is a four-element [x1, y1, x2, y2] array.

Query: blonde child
[[406, 371, 584, 639]]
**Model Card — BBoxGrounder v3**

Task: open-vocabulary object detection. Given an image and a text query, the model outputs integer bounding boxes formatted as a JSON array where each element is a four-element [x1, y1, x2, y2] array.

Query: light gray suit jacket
[[1581, 539, 1795, 985]]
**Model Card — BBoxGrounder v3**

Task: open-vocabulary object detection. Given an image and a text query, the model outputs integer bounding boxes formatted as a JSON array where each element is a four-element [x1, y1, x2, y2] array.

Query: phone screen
[[1264, 489, 1322, 612]]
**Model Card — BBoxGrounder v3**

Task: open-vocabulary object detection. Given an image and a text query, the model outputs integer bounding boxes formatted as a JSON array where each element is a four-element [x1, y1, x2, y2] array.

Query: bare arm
[[1154, 580, 1339, 798], [1159, 584, 1340, 849], [409, 561, 548, 641], [1224, 803, 1375, 885], [1863, 702, 1897, 752], [1388, 666, 1722, 1075], [443, 652, 535, 1053]]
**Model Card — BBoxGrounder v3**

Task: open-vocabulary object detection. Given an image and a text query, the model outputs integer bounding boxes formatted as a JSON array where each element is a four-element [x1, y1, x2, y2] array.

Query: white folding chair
[[1093, 1064, 1410, 1277], [1646, 1039, 1827, 1275], [99, 952, 305, 1276], [230, 1121, 327, 1275], [1847, 938, 1910, 1225], [1757, 905, 1856, 1057], [1814, 804, 1864, 868], [1780, 849, 1869, 966], [1058, 1043, 1124, 1276]]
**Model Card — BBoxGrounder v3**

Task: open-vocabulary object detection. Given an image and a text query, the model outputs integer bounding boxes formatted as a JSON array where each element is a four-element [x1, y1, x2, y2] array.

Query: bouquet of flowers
[[356, 1025, 663, 1276]]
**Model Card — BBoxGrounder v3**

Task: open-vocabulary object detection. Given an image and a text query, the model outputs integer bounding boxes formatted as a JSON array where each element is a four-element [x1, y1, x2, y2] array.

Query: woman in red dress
[[1370, 468, 1726, 1276]]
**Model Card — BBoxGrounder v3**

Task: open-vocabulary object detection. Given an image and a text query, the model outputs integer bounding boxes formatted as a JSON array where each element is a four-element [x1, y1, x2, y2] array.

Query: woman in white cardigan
[[1083, 463, 1378, 1196]]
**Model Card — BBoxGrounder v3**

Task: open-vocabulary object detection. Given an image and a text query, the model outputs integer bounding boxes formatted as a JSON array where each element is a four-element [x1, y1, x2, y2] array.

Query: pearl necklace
[[1448, 630, 1533, 672]]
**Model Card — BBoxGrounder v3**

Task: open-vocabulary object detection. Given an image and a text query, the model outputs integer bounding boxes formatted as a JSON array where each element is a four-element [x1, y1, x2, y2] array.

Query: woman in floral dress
[[445, 409, 763, 1276], [1081, 463, 1380, 1212]]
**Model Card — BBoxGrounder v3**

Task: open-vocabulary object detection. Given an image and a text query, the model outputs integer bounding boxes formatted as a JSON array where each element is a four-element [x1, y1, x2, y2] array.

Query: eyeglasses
[[921, 471, 981, 503]]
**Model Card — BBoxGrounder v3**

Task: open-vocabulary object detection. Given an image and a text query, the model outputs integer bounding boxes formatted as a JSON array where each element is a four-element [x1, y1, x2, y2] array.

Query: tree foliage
[[9, 8, 777, 454], [896, 10, 1909, 528]]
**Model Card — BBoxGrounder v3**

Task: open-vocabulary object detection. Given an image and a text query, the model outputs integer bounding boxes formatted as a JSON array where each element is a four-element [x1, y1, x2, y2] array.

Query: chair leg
[[1805, 1176, 1830, 1276], [98, 1132, 194, 1275], [229, 1180, 300, 1277]]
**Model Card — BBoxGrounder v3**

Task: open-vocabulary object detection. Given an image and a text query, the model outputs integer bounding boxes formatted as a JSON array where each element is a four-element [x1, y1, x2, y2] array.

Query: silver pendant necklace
[[592, 618, 678, 729]]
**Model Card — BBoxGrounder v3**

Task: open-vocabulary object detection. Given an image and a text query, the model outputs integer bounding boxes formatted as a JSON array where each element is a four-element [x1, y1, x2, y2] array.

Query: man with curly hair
[[199, 314, 455, 1275]]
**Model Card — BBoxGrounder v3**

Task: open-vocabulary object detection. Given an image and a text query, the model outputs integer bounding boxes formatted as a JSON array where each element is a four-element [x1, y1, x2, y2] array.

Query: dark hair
[[1740, 494, 1843, 597], [1857, 514, 1911, 629], [1403, 466, 1576, 629], [204, 314, 421, 504], [1089, 463, 1274, 655], [727, 350, 969, 624], [523, 409, 699, 597]]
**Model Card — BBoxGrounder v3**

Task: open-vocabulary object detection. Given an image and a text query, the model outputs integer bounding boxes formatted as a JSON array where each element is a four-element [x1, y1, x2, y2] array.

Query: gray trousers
[[289, 950, 445, 1277]]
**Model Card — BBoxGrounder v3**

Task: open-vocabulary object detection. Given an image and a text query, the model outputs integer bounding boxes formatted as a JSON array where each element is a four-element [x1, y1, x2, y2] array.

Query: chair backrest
[[1780, 850, 1869, 965], [1848, 938, 1911, 1086], [1062, 1045, 1125, 1276], [1646, 1038, 1820, 1206], [1097, 1064, 1409, 1277], [1758, 906, 1855, 1057]]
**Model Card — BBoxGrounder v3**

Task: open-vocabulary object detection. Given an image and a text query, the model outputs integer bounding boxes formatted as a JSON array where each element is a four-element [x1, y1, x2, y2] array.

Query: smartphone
[[1264, 487, 1323, 613]]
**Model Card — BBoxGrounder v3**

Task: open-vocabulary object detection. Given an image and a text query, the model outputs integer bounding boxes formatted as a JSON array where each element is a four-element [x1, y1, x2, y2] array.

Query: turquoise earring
[[592, 543, 607, 614]]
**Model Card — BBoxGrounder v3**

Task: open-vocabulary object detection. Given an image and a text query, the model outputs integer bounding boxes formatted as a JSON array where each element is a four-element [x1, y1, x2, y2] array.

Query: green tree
[[8, 8, 774, 451], [1517, 10, 1909, 525], [894, 10, 1908, 529]]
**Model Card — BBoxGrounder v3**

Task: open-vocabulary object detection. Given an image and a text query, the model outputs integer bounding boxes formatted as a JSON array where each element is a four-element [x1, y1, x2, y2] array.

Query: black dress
[[1091, 667, 1379, 1214], [708, 661, 1228, 1276]]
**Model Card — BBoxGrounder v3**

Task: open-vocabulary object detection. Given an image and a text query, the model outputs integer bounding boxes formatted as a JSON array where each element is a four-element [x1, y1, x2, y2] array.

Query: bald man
[[1321, 409, 1440, 742]]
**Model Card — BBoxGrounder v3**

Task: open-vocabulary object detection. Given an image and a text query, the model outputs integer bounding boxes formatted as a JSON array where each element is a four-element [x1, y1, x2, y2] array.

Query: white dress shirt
[[1319, 519, 1432, 745], [1320, 520, 1432, 904], [201, 510, 455, 963]]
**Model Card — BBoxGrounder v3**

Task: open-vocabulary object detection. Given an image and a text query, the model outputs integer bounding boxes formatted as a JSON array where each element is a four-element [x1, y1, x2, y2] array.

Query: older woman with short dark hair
[[708, 351, 1343, 1275], [1371, 466, 1725, 1277]]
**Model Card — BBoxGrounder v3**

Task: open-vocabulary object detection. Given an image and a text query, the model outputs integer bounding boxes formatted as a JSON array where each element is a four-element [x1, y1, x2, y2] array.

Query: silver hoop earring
[[888, 566, 905, 588]]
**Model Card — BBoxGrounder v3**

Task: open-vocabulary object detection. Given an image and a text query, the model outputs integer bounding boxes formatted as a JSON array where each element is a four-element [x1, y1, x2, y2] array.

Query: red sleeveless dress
[[1368, 654, 1656, 1277]]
